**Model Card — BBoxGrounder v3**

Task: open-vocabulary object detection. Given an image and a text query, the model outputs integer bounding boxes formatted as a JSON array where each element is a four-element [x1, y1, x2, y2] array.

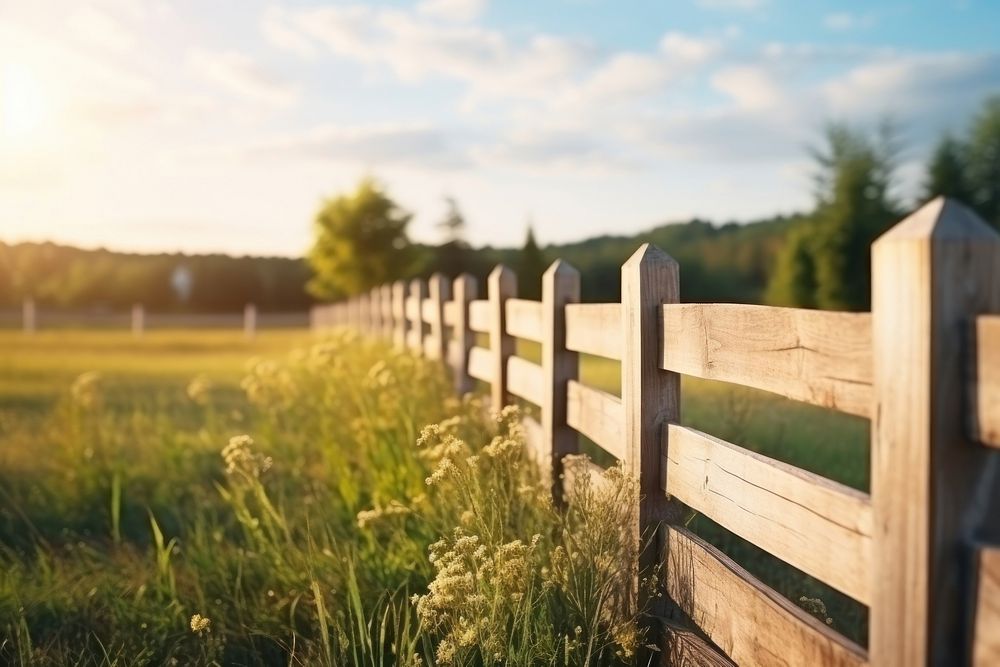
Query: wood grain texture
[[565, 303, 622, 360], [566, 380, 624, 460], [660, 620, 736, 667], [507, 355, 544, 406], [506, 298, 544, 342], [870, 197, 1000, 666], [622, 244, 681, 594], [663, 424, 873, 604], [488, 266, 517, 411], [467, 345, 493, 383], [542, 260, 580, 501], [971, 315, 1000, 448], [974, 546, 1000, 667], [451, 274, 477, 394], [392, 281, 407, 351], [469, 300, 490, 333], [664, 526, 867, 667], [660, 303, 873, 418]]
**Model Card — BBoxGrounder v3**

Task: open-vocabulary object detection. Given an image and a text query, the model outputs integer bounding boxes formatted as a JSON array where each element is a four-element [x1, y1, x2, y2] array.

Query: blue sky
[[1, 0, 998, 256]]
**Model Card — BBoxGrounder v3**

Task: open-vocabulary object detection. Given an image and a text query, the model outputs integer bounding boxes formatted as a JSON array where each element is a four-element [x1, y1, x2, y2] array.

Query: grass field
[[0, 329, 869, 663]]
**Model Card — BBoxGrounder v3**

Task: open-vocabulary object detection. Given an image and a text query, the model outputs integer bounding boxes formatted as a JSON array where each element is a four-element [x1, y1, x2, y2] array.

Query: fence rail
[[312, 197, 1000, 666]]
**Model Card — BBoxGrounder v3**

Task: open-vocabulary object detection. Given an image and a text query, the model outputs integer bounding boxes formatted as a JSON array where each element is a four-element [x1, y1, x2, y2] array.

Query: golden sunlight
[[0, 62, 53, 142]]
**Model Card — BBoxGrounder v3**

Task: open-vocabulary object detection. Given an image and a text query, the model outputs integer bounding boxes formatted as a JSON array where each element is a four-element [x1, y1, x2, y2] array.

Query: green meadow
[[0, 329, 868, 664]]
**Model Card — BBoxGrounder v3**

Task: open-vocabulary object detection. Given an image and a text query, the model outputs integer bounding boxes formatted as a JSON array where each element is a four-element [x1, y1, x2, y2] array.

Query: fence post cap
[[488, 264, 516, 286], [875, 197, 999, 245], [622, 242, 677, 271], [543, 258, 579, 280]]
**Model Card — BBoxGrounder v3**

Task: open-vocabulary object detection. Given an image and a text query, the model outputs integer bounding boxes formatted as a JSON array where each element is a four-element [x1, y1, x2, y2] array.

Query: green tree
[[966, 95, 1000, 228], [307, 178, 416, 300], [517, 225, 547, 300], [766, 122, 900, 310], [764, 228, 817, 308], [434, 197, 471, 278], [924, 134, 972, 204]]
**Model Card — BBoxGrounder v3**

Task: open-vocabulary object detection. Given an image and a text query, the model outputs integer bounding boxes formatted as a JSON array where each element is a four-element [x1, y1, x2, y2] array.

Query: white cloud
[[261, 6, 318, 59], [188, 48, 299, 108], [194, 122, 470, 170], [660, 31, 720, 62], [68, 6, 135, 54], [711, 65, 784, 109], [417, 0, 489, 23]]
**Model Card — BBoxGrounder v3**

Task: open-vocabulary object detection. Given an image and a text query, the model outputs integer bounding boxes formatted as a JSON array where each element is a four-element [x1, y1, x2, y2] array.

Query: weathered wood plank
[[469, 300, 490, 333], [421, 297, 437, 325], [660, 303, 873, 418], [871, 198, 1000, 666], [542, 260, 580, 502], [450, 275, 477, 394], [405, 296, 421, 324], [427, 274, 450, 361], [663, 526, 868, 667], [566, 379, 625, 460], [506, 298, 544, 342], [467, 345, 492, 383], [971, 315, 1000, 448], [660, 620, 736, 667], [488, 266, 517, 411], [663, 424, 872, 604], [565, 303, 621, 360], [507, 356, 544, 406], [974, 546, 1000, 667]]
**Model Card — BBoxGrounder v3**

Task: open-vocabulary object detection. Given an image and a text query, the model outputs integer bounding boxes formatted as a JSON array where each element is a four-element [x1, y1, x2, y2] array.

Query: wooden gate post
[[488, 265, 517, 412], [870, 197, 1000, 665], [392, 281, 406, 350], [408, 279, 427, 355], [621, 244, 680, 610], [428, 273, 450, 361], [452, 274, 477, 395], [542, 260, 580, 500]]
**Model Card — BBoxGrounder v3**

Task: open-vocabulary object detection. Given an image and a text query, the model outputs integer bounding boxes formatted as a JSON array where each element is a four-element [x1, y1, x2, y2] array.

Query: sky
[[0, 0, 998, 257]]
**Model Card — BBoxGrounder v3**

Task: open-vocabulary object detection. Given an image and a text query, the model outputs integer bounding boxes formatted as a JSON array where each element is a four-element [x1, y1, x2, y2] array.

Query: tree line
[[0, 243, 313, 312], [309, 95, 1000, 310]]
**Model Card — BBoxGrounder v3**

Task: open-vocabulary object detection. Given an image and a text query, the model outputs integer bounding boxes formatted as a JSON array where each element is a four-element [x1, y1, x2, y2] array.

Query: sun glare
[[1, 63, 52, 142]]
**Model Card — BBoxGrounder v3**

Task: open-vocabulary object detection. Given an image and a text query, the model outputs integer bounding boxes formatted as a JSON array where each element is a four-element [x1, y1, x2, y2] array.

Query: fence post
[[381, 285, 393, 339], [244, 303, 257, 340], [428, 273, 450, 361], [488, 265, 517, 412], [542, 260, 580, 500], [392, 281, 407, 350], [621, 244, 680, 616], [22, 297, 35, 335], [452, 274, 477, 394], [408, 279, 427, 355], [870, 197, 1000, 666], [132, 303, 144, 337]]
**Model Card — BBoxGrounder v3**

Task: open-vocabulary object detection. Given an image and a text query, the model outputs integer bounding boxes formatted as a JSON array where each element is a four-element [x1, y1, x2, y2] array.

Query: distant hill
[[0, 213, 802, 312]]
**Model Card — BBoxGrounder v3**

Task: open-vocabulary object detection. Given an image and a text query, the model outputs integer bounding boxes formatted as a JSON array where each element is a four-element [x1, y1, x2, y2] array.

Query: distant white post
[[244, 303, 257, 340], [132, 303, 144, 337], [22, 297, 35, 335]]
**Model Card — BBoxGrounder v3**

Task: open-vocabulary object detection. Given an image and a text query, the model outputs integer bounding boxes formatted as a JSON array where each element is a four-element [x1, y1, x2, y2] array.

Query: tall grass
[[0, 332, 648, 665]]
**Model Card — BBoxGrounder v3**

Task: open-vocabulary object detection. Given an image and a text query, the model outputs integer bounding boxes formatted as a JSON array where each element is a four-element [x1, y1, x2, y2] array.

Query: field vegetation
[[0, 329, 868, 664]]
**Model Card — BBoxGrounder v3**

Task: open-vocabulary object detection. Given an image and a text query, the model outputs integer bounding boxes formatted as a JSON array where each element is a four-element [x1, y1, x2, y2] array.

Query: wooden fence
[[311, 197, 1000, 666]]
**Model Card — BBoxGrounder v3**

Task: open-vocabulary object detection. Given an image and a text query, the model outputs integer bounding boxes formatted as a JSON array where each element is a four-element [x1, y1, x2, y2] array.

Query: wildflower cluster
[[222, 435, 272, 478]]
